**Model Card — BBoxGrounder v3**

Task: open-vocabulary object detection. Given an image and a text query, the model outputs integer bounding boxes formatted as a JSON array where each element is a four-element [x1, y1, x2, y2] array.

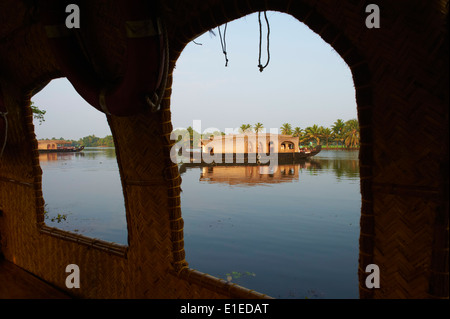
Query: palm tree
[[298, 134, 309, 147], [304, 124, 322, 145], [331, 119, 345, 147], [292, 127, 303, 137], [321, 127, 333, 148], [239, 124, 252, 133], [254, 122, 264, 133], [343, 119, 360, 148], [332, 119, 345, 134], [280, 123, 293, 135], [186, 126, 194, 148]]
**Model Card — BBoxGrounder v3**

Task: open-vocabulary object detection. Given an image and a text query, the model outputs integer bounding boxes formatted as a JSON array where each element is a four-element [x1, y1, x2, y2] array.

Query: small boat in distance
[[37, 139, 85, 153]]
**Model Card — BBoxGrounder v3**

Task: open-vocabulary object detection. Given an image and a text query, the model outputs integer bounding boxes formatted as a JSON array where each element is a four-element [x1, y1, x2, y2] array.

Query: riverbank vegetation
[[277, 119, 360, 148], [32, 102, 359, 149], [172, 118, 360, 149], [37, 135, 114, 147]]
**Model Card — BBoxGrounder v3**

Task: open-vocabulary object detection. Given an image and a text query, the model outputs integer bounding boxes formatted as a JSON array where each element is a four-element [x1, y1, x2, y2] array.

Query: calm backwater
[[40, 148, 361, 299]]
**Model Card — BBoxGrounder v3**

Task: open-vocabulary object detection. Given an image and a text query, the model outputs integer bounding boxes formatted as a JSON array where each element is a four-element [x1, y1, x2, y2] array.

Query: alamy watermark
[[65, 264, 80, 288], [65, 4, 80, 29], [365, 264, 380, 289], [365, 4, 380, 29], [64, 3, 380, 31], [64, 262, 379, 290]]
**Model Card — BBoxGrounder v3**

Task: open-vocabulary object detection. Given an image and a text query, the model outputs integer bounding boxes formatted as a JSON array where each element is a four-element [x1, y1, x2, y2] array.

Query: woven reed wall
[[0, 0, 448, 299], [0, 79, 264, 298]]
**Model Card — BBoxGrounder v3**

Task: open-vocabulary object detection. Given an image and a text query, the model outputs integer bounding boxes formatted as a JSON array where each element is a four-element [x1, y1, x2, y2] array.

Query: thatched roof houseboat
[[37, 139, 84, 153]]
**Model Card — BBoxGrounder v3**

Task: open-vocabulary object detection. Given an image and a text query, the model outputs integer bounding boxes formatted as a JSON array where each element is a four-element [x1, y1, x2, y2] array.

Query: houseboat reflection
[[179, 161, 321, 186]]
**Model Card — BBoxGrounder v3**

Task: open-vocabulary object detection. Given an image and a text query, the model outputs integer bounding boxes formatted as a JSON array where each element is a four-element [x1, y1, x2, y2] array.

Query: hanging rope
[[258, 11, 270, 72], [218, 23, 229, 67], [145, 19, 170, 113]]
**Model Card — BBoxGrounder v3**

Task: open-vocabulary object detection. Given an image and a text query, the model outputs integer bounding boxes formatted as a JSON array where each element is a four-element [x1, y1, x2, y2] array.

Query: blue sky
[[32, 11, 357, 140]]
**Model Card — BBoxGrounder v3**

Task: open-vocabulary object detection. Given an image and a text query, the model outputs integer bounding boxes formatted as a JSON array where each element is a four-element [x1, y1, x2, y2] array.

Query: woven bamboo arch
[[0, 0, 448, 299]]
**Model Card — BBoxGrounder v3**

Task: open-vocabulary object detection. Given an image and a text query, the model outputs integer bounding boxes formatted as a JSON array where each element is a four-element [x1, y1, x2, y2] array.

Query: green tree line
[[78, 135, 114, 147], [171, 119, 359, 150], [39, 135, 115, 147], [31, 101, 115, 147], [32, 101, 359, 149], [245, 119, 360, 148]]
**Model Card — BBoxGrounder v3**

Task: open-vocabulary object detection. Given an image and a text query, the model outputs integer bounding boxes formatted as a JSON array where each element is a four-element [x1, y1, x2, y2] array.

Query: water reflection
[[39, 152, 85, 162], [180, 150, 361, 298], [81, 147, 117, 159], [180, 162, 318, 186], [38, 148, 360, 298], [179, 153, 359, 186], [38, 147, 117, 163], [39, 147, 126, 244]]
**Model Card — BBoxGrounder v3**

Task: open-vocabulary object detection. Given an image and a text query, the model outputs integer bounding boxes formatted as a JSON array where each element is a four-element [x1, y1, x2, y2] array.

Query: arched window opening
[[172, 12, 360, 298], [32, 78, 128, 246]]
